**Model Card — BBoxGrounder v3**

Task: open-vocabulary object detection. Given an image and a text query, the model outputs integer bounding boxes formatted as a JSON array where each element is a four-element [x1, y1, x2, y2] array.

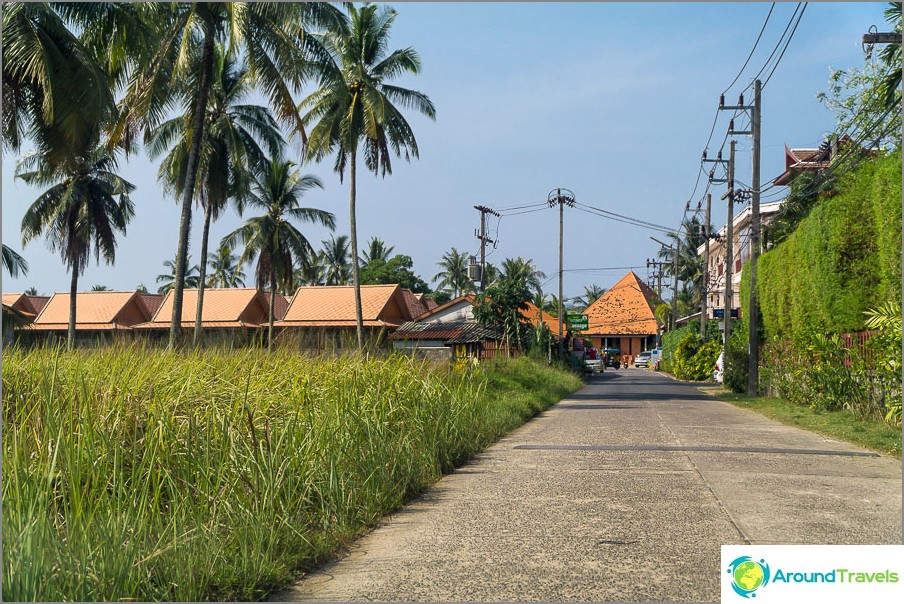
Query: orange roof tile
[[399, 288, 428, 320], [145, 288, 268, 326], [523, 301, 562, 336], [583, 272, 660, 336], [137, 293, 164, 318], [2, 293, 24, 308], [33, 291, 141, 327], [278, 285, 403, 325]]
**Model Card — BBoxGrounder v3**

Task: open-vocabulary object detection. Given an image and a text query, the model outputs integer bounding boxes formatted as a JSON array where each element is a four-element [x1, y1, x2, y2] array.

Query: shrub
[[672, 331, 722, 381]]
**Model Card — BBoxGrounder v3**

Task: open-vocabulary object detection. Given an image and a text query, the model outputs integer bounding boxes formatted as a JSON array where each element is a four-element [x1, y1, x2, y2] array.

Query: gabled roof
[[136, 288, 273, 328], [137, 293, 164, 319], [398, 288, 429, 320], [388, 320, 505, 344], [276, 284, 408, 328], [262, 291, 291, 321], [28, 291, 152, 331], [522, 301, 562, 336], [2, 293, 50, 319], [583, 272, 660, 336]]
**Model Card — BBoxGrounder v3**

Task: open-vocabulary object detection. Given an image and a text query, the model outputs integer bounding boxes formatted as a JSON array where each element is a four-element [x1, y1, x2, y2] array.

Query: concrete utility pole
[[722, 140, 736, 351], [747, 79, 762, 396], [700, 192, 712, 340], [672, 239, 680, 331], [548, 188, 575, 358], [474, 205, 499, 292]]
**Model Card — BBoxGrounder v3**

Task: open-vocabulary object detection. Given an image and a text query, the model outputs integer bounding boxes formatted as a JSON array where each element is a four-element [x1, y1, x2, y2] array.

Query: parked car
[[713, 349, 725, 383], [634, 351, 652, 368]]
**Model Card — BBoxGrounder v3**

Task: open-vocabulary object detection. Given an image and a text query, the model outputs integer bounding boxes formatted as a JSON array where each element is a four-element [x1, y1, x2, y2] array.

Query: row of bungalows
[[389, 294, 562, 361], [2, 285, 440, 348]]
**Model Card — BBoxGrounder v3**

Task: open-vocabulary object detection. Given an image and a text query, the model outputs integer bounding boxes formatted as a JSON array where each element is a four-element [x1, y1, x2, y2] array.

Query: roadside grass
[[1, 345, 582, 602], [715, 391, 902, 459]]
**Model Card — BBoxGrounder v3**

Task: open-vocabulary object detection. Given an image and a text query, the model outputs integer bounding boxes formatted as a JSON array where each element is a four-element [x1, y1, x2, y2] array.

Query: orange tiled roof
[[522, 301, 562, 336], [583, 272, 660, 336], [277, 284, 405, 327], [399, 288, 428, 320], [27, 291, 150, 331], [139, 288, 269, 327], [2, 293, 23, 308], [263, 291, 290, 321]]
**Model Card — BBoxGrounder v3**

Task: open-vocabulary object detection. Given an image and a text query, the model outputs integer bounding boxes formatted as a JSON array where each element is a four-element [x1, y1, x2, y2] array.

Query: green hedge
[[757, 151, 902, 340]]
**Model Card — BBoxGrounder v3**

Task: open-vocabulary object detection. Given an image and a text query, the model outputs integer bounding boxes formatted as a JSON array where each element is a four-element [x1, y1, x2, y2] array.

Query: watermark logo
[[727, 556, 771, 598]]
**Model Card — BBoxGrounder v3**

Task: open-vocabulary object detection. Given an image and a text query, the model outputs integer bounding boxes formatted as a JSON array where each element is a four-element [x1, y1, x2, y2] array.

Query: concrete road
[[272, 369, 902, 602]]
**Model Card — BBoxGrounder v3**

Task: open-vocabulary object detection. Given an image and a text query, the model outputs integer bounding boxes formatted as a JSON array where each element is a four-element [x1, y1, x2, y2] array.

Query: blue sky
[[0, 2, 888, 300]]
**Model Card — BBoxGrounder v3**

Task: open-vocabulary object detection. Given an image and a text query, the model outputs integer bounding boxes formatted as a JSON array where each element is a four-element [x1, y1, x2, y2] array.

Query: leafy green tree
[[321, 235, 352, 286], [293, 249, 324, 288], [360, 237, 395, 267], [879, 2, 902, 111], [110, 2, 344, 348], [472, 277, 532, 354], [222, 157, 335, 350], [157, 255, 200, 295], [207, 243, 246, 288], [359, 254, 431, 293], [576, 284, 606, 309], [433, 247, 472, 298], [301, 3, 436, 350], [657, 216, 710, 312], [147, 46, 283, 344], [2, 245, 28, 278], [18, 144, 134, 349]]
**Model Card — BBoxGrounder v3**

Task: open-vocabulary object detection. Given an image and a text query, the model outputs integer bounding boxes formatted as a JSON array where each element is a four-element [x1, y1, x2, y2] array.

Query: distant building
[[582, 271, 660, 361]]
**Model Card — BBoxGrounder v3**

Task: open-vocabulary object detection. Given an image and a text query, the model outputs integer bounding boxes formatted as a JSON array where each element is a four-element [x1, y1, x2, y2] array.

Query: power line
[[722, 3, 776, 94], [761, 3, 808, 89], [742, 3, 805, 94]]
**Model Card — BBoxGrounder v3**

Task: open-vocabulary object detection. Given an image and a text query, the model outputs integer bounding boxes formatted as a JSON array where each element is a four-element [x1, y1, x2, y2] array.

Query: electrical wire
[[741, 3, 804, 94], [761, 3, 808, 89], [722, 2, 776, 95]]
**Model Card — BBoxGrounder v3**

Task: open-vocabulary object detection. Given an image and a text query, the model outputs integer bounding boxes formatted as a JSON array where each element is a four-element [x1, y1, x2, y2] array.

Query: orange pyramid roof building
[[583, 271, 661, 336]]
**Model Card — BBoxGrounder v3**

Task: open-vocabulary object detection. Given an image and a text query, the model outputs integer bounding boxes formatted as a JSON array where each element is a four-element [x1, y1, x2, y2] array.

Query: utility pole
[[473, 205, 499, 292], [700, 192, 712, 339], [646, 259, 666, 298], [721, 140, 736, 350], [747, 79, 762, 396], [650, 237, 678, 330], [548, 188, 575, 358]]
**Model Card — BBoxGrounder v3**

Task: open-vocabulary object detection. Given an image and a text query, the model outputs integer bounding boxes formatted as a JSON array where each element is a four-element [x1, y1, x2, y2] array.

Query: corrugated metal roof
[[389, 320, 505, 343], [275, 319, 397, 328], [282, 285, 401, 322]]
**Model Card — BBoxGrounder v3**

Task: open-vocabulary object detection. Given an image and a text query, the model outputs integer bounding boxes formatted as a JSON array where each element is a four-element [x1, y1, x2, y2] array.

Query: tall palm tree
[[157, 255, 201, 295], [294, 248, 324, 287], [107, 2, 345, 348], [500, 257, 547, 292], [301, 3, 436, 350], [657, 216, 710, 309], [222, 156, 335, 351], [207, 243, 246, 288], [146, 46, 283, 344], [576, 284, 607, 309], [2, 245, 28, 277], [360, 237, 395, 267], [18, 144, 134, 349], [321, 234, 352, 285], [433, 247, 472, 298], [2, 3, 113, 163]]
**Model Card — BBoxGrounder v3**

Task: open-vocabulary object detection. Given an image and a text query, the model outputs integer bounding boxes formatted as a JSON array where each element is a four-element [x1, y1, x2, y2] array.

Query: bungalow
[[2, 292, 51, 345], [24, 290, 159, 343], [134, 288, 284, 336], [582, 271, 661, 363]]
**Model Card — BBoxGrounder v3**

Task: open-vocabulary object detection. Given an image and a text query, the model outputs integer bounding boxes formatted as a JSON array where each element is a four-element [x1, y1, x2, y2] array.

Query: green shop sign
[[566, 313, 588, 331]]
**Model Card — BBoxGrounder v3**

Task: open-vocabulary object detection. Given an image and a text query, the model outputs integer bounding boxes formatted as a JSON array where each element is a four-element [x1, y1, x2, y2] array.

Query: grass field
[[1, 346, 583, 601]]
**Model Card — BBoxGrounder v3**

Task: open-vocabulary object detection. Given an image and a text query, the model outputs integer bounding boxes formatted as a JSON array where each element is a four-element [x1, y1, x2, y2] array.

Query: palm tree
[[107, 2, 345, 348], [301, 3, 436, 350], [294, 249, 324, 287], [2, 3, 113, 163], [321, 234, 352, 285], [157, 255, 201, 295], [433, 247, 472, 298], [657, 216, 711, 310], [91, 285, 110, 291], [207, 243, 246, 288], [360, 237, 395, 267], [500, 257, 547, 292], [24, 287, 38, 296], [2, 245, 28, 277], [146, 46, 283, 344], [18, 144, 134, 349], [576, 284, 607, 309], [222, 156, 335, 350]]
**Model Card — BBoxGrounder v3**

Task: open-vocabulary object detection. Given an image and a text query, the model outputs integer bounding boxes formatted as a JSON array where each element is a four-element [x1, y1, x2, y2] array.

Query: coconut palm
[[360, 237, 395, 267], [301, 3, 436, 350], [106, 2, 345, 348], [207, 243, 246, 288], [18, 144, 134, 349], [222, 156, 335, 351], [146, 46, 283, 344], [500, 257, 547, 292], [432, 247, 471, 298], [2, 3, 113, 162], [157, 255, 201, 295], [2, 245, 28, 277], [91, 285, 110, 291], [321, 234, 352, 285], [576, 284, 607, 309], [294, 249, 324, 287]]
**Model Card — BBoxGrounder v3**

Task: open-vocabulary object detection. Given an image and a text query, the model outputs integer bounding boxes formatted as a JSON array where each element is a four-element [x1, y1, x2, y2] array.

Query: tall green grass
[[2, 345, 581, 601]]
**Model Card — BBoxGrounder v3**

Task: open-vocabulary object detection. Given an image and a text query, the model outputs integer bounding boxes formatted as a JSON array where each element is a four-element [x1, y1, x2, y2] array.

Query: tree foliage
[[358, 254, 431, 293]]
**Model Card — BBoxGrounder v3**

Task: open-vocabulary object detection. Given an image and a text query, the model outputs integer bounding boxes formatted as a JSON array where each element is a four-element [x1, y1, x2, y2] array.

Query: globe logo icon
[[727, 556, 770, 598]]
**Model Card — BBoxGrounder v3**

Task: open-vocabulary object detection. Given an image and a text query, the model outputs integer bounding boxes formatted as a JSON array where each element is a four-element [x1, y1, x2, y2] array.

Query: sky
[[0, 2, 889, 302]]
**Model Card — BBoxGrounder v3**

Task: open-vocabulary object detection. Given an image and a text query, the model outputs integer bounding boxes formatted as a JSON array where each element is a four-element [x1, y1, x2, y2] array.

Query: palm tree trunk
[[349, 150, 365, 351], [193, 199, 212, 347], [268, 270, 276, 352], [168, 26, 214, 349], [68, 268, 78, 351]]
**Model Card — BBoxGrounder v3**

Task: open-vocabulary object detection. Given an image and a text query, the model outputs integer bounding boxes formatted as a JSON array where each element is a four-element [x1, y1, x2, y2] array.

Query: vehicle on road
[[714, 349, 724, 383], [634, 351, 652, 368], [584, 357, 603, 373]]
